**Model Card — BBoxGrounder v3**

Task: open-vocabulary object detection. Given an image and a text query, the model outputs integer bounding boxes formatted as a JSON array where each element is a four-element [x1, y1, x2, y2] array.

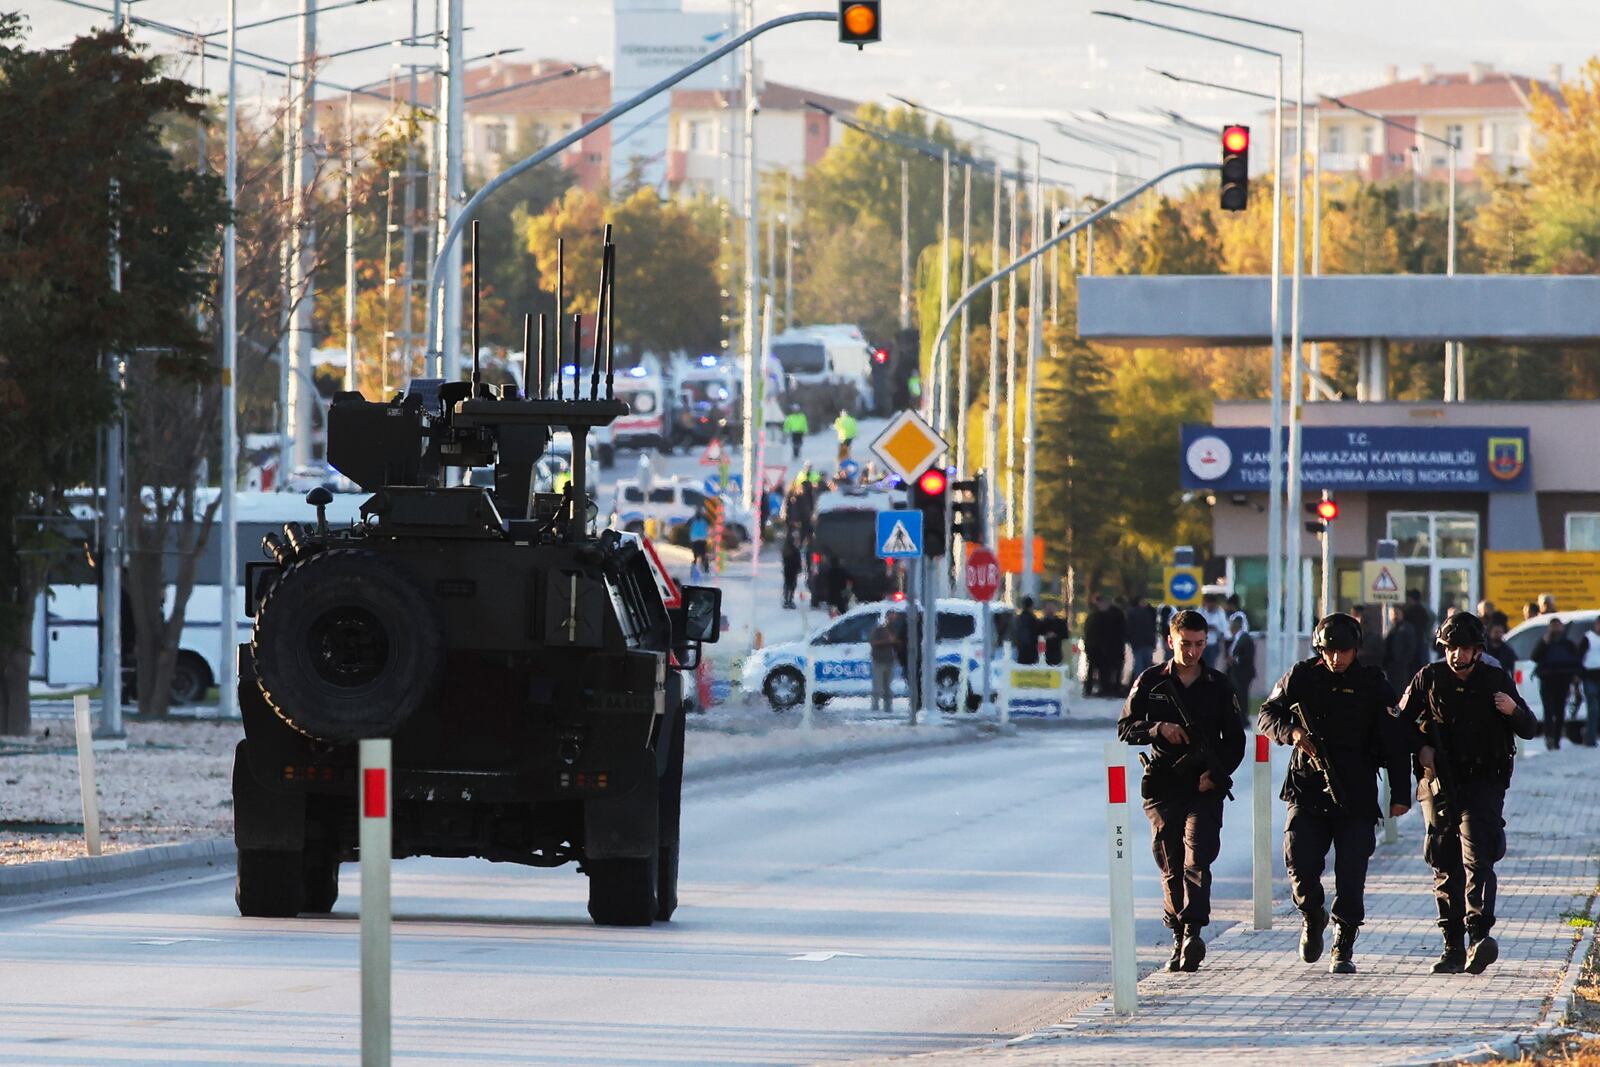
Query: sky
[[17, 0, 1599, 196]]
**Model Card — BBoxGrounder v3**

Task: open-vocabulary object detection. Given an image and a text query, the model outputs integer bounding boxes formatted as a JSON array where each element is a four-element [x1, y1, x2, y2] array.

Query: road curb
[[0, 837, 234, 899], [686, 722, 993, 781], [0, 725, 997, 898]]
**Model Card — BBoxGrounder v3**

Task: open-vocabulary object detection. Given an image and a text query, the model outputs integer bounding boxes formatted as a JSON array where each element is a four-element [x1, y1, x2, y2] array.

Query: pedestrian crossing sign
[[876, 510, 924, 559], [1362, 561, 1404, 604]]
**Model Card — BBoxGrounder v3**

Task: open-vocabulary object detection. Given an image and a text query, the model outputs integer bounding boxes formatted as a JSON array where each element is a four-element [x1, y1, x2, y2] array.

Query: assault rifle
[[1420, 695, 1458, 824], [1156, 679, 1235, 800], [1290, 702, 1349, 811]]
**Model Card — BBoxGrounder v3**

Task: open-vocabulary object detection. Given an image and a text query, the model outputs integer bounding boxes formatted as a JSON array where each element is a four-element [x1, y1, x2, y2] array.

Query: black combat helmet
[[1436, 611, 1487, 649], [1311, 612, 1363, 652]]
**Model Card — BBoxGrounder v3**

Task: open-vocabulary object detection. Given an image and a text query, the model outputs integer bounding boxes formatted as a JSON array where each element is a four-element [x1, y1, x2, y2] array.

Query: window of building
[[1445, 123, 1464, 149], [1326, 125, 1344, 155], [1478, 122, 1495, 152], [484, 123, 507, 155], [688, 120, 711, 151], [1362, 124, 1379, 154], [1567, 513, 1600, 550], [1387, 511, 1480, 618]]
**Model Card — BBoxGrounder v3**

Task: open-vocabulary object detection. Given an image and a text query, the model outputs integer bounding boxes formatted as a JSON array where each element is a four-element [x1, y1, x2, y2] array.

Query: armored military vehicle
[[232, 226, 719, 925]]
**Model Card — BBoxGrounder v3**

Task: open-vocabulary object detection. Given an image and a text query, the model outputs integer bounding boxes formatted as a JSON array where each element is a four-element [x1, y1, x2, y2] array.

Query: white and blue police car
[[741, 598, 1014, 713]]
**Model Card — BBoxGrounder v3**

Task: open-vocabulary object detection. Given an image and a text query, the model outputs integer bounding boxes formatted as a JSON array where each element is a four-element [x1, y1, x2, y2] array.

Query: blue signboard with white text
[[1181, 425, 1531, 493]]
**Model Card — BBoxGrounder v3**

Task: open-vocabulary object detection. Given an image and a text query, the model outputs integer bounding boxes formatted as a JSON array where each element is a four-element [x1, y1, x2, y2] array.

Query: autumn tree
[[520, 186, 723, 360]]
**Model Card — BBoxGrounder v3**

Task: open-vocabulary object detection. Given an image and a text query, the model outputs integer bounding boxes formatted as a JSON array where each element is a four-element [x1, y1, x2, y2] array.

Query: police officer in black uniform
[[1399, 612, 1538, 975], [1258, 613, 1413, 974], [1118, 608, 1247, 973]]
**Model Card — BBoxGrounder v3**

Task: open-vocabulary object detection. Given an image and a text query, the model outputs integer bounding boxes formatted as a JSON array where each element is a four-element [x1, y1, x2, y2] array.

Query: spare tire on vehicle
[[252, 549, 443, 742]]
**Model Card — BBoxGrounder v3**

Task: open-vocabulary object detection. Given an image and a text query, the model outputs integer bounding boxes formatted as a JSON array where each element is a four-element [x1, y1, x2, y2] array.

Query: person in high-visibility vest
[[782, 404, 809, 461], [833, 408, 858, 462]]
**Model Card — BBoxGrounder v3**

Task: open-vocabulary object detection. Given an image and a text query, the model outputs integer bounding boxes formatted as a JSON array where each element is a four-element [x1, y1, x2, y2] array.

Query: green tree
[[791, 216, 901, 342], [1034, 297, 1120, 605], [0, 19, 225, 733], [520, 186, 723, 359]]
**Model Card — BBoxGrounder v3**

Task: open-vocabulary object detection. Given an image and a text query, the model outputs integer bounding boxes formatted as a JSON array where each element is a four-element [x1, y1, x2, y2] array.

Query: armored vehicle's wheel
[[764, 667, 804, 712], [252, 549, 443, 742], [586, 856, 659, 926], [235, 849, 305, 917], [936, 668, 961, 714], [302, 849, 340, 914], [170, 652, 210, 706]]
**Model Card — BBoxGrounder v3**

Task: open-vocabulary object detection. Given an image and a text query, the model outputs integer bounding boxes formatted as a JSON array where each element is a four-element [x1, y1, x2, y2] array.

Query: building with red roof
[[1311, 63, 1561, 184]]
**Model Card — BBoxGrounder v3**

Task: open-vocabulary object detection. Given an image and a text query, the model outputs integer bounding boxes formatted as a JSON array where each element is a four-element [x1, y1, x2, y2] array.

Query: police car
[[741, 598, 1013, 713]]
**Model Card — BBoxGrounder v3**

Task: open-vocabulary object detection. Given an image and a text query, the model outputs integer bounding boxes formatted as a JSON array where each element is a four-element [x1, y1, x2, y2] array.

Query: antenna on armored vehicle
[[604, 237, 616, 400], [554, 238, 565, 401], [569, 313, 581, 399], [536, 313, 548, 399], [590, 224, 613, 401], [470, 220, 484, 396], [521, 313, 534, 400]]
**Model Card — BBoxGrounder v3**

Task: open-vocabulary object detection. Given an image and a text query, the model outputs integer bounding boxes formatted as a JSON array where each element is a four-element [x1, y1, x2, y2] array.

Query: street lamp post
[[1094, 8, 1289, 684], [1134, 0, 1313, 679], [1327, 95, 1461, 401]]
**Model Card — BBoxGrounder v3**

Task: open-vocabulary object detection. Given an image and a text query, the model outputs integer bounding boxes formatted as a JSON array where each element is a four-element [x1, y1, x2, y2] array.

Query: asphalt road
[[0, 733, 1289, 1065]]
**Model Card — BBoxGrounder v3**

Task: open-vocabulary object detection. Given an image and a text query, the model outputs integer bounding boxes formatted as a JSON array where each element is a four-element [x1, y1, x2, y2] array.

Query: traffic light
[[1304, 495, 1338, 534], [1220, 124, 1250, 212], [951, 475, 985, 543], [910, 467, 949, 557], [838, 1, 880, 47]]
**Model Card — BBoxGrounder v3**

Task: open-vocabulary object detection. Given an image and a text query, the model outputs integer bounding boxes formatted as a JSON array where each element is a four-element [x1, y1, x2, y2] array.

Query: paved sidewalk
[[860, 744, 1600, 1066]]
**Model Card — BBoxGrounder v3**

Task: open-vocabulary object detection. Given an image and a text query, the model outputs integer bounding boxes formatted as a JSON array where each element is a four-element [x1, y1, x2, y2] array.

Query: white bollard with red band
[[1252, 731, 1273, 930], [360, 739, 392, 1067], [1104, 741, 1137, 1014]]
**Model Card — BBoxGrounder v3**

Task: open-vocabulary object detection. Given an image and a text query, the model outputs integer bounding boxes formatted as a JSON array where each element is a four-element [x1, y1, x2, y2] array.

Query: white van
[[32, 490, 368, 704], [769, 327, 876, 413]]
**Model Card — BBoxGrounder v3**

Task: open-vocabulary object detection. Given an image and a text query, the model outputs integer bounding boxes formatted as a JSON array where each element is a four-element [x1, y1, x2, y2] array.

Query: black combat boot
[[1179, 923, 1207, 972], [1431, 930, 1467, 974], [1466, 933, 1499, 975], [1329, 923, 1357, 974], [1300, 906, 1328, 964], [1166, 927, 1184, 972]]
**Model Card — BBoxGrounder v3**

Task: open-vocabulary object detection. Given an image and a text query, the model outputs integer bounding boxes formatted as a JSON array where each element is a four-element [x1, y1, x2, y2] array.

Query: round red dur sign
[[965, 545, 1001, 602]]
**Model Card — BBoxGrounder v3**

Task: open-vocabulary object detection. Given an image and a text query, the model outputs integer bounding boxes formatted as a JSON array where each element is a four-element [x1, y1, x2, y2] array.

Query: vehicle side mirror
[[681, 585, 721, 643]]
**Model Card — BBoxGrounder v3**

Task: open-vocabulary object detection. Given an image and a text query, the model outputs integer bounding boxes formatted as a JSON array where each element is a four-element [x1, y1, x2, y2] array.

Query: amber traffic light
[[839, 2, 881, 47], [1220, 124, 1249, 212]]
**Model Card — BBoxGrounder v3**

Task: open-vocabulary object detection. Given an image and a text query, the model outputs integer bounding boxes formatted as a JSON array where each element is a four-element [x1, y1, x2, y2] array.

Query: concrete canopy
[[1076, 275, 1600, 347]]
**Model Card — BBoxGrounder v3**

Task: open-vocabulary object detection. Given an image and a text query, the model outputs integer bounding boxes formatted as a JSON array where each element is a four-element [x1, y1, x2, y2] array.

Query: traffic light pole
[[1320, 490, 1334, 616], [923, 164, 1222, 454], [422, 10, 843, 361]]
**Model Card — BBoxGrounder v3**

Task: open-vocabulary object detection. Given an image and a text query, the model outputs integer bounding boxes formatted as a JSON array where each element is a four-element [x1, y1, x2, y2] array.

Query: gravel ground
[[0, 701, 972, 867]]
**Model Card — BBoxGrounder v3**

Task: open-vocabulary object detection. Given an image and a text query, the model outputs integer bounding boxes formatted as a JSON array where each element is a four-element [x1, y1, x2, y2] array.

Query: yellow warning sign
[[870, 409, 947, 484], [1010, 667, 1064, 690], [1484, 551, 1600, 609], [1361, 561, 1404, 605]]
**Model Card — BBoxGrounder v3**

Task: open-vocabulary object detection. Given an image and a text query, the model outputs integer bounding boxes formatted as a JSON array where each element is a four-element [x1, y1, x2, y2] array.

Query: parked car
[[1504, 609, 1599, 743], [741, 598, 1014, 714]]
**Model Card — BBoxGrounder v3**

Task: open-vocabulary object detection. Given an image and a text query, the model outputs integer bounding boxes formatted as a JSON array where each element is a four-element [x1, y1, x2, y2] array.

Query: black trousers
[[1540, 678, 1572, 747], [1418, 777, 1508, 938], [1284, 805, 1377, 929], [790, 432, 804, 459], [1144, 791, 1226, 929]]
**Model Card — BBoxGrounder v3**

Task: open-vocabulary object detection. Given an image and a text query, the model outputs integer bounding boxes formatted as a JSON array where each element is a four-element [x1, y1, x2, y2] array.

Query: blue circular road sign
[[1169, 572, 1199, 602]]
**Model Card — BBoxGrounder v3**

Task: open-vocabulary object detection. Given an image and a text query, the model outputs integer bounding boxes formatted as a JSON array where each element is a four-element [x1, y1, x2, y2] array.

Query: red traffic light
[[872, 347, 889, 364], [918, 468, 947, 495], [1223, 125, 1249, 153], [1315, 499, 1339, 521]]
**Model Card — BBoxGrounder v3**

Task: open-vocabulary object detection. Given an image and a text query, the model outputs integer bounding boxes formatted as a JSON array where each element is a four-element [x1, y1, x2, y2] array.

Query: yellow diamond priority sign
[[870, 409, 948, 484]]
